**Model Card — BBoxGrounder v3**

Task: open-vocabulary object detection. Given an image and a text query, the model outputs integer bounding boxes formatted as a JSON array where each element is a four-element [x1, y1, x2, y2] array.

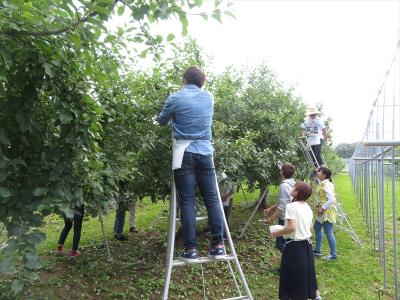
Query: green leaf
[[212, 11, 222, 24], [167, 33, 175, 42], [200, 12, 208, 21], [11, 280, 24, 295], [60, 206, 75, 218], [0, 48, 12, 68], [179, 15, 188, 36], [0, 186, 11, 198], [33, 187, 49, 197], [42, 62, 54, 77], [117, 5, 124, 16], [9, 22, 20, 31], [60, 112, 73, 124], [194, 0, 203, 6], [0, 256, 16, 274], [140, 49, 148, 58], [25, 257, 42, 270], [93, 6, 109, 15], [0, 131, 10, 145], [225, 10, 235, 19]]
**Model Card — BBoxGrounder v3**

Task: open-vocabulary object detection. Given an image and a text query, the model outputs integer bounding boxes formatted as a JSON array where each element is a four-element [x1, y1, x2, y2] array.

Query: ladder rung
[[176, 216, 208, 222], [172, 255, 235, 267], [222, 297, 250, 300], [159, 216, 208, 222]]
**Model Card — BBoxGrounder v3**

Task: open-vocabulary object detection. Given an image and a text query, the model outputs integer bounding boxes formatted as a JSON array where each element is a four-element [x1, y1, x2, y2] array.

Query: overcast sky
[[186, 0, 400, 145], [113, 0, 400, 145]]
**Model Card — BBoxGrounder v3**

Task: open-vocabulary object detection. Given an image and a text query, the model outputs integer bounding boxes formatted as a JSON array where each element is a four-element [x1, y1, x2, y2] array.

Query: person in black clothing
[[56, 205, 84, 257]]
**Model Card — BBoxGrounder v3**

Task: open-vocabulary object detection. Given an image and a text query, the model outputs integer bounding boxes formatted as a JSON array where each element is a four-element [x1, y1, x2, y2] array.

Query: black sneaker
[[313, 249, 322, 256], [208, 245, 226, 260], [180, 248, 199, 263], [115, 234, 129, 241], [129, 227, 138, 233]]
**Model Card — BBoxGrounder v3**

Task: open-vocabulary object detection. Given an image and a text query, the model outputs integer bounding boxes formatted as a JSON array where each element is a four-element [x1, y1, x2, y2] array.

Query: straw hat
[[306, 106, 321, 116]]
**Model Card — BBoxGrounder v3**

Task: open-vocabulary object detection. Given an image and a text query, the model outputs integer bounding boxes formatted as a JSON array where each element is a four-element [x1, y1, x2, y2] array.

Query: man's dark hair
[[182, 66, 205, 88], [281, 162, 295, 179], [293, 181, 312, 201]]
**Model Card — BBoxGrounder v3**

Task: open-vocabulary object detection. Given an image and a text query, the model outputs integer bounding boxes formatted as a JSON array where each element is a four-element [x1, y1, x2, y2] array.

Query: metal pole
[[380, 151, 387, 288], [98, 210, 113, 262], [391, 147, 399, 299], [162, 176, 177, 300], [214, 175, 253, 300]]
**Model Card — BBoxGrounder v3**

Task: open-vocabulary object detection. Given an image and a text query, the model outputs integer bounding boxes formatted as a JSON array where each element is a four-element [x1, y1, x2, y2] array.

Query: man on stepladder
[[301, 106, 327, 168], [157, 66, 225, 263]]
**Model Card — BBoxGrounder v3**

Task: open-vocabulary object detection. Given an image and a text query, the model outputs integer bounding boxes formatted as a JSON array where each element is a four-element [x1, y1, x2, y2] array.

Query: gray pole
[[391, 147, 399, 300]]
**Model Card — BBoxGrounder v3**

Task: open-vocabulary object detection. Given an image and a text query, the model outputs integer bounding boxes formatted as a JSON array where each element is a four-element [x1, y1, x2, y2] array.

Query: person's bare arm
[[271, 219, 296, 237]]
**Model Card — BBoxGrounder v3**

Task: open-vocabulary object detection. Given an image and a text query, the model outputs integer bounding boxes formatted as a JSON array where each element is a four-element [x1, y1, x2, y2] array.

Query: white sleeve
[[322, 183, 335, 210], [285, 204, 296, 220]]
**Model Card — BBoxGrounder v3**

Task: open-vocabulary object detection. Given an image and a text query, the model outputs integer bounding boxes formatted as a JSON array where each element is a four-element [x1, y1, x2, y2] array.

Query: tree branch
[[0, 5, 101, 36]]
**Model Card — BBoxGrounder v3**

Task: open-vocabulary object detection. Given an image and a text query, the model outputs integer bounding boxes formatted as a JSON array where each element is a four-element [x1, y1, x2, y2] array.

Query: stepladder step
[[176, 216, 208, 222], [221, 296, 251, 300], [172, 255, 235, 267]]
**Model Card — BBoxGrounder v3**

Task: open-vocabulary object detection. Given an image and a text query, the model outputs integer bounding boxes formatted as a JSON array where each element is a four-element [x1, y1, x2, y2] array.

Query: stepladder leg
[[162, 178, 177, 300]]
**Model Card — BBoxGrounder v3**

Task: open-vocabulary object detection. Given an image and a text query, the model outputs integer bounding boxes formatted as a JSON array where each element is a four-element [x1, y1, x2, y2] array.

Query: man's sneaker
[[115, 234, 129, 241], [323, 254, 337, 260], [129, 227, 138, 233], [208, 244, 226, 260], [313, 250, 322, 257], [180, 248, 199, 263], [69, 250, 81, 258], [56, 245, 64, 255]]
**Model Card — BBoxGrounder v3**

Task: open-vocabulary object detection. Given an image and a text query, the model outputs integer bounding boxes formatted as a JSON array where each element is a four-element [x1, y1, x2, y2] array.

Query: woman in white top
[[271, 181, 321, 300], [301, 106, 327, 168]]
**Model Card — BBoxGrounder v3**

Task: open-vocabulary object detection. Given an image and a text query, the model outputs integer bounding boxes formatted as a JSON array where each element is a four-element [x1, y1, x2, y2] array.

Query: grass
[[0, 173, 393, 299]]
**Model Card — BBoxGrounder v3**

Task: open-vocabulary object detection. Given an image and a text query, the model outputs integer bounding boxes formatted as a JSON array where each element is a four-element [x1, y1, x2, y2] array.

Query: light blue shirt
[[157, 84, 214, 155]]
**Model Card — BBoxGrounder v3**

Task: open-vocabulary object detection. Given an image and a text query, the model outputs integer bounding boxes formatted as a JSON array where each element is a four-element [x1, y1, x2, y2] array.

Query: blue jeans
[[314, 220, 337, 257], [114, 202, 127, 235], [276, 218, 286, 252], [174, 152, 224, 249]]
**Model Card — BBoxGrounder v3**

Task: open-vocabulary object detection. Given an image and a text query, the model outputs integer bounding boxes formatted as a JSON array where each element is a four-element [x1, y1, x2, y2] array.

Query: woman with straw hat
[[301, 106, 327, 168]]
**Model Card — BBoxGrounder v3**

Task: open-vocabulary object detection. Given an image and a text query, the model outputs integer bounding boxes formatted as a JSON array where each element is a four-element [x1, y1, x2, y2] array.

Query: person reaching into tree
[[56, 204, 84, 258], [264, 162, 296, 252], [301, 106, 327, 168], [271, 181, 321, 300], [313, 167, 338, 260], [157, 66, 226, 262]]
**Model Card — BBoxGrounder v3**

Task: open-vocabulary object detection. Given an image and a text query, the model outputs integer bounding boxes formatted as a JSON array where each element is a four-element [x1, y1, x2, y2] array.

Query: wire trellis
[[350, 40, 400, 300]]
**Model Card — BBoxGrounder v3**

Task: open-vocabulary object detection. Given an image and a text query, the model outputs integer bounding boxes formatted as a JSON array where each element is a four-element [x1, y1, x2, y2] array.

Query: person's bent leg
[[323, 221, 337, 258], [128, 200, 138, 232], [58, 215, 73, 246], [174, 152, 197, 249], [114, 202, 127, 237], [313, 221, 323, 253], [196, 154, 224, 246], [312, 144, 323, 167], [72, 206, 84, 251]]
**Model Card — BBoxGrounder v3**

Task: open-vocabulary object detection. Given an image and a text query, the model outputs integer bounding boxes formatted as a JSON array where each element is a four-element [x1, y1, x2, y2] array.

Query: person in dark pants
[[301, 106, 327, 168], [157, 66, 225, 262], [56, 205, 84, 257]]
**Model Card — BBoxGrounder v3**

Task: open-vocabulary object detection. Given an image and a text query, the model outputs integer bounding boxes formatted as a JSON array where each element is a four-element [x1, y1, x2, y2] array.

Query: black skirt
[[279, 239, 318, 300]]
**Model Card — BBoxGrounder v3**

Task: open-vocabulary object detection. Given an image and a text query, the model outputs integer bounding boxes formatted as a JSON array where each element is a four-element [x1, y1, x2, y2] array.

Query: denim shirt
[[157, 84, 214, 155]]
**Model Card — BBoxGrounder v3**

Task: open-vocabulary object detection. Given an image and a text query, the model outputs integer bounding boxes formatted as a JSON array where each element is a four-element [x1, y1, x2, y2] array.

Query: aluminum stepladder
[[162, 173, 253, 300], [237, 187, 269, 239], [298, 136, 362, 246]]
